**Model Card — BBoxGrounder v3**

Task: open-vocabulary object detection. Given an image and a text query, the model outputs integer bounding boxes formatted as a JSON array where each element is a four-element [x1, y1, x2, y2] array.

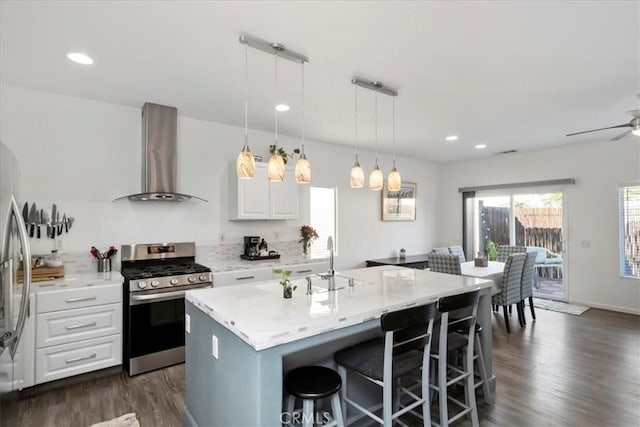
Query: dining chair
[[491, 253, 526, 333], [334, 302, 437, 426], [496, 245, 527, 262], [428, 253, 462, 275], [448, 245, 467, 264], [519, 251, 537, 324], [432, 247, 450, 255]]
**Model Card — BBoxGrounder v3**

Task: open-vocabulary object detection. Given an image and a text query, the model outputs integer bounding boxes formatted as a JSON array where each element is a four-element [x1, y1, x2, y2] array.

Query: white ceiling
[[1, 1, 638, 163]]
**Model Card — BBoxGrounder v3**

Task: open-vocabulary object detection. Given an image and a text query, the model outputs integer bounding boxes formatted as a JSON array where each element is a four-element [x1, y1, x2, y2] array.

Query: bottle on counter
[[47, 249, 63, 267], [259, 239, 268, 256]]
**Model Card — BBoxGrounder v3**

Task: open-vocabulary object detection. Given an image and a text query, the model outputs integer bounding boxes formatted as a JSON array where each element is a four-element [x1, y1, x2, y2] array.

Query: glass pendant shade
[[236, 143, 255, 179], [350, 159, 364, 188], [387, 167, 401, 191], [268, 154, 285, 182], [369, 165, 384, 190], [632, 124, 640, 136], [295, 153, 311, 184]]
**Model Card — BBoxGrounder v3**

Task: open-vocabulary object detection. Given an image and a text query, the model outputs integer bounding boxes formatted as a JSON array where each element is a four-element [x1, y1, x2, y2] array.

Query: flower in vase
[[298, 225, 319, 256]]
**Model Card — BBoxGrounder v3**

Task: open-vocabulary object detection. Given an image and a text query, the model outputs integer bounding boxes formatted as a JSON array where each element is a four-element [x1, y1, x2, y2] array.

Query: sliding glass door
[[472, 190, 567, 301]]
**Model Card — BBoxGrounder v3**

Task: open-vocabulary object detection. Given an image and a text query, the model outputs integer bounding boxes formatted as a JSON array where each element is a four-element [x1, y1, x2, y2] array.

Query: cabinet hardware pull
[[296, 269, 312, 273], [65, 296, 97, 303], [236, 276, 255, 280], [66, 322, 97, 330], [65, 353, 97, 364]]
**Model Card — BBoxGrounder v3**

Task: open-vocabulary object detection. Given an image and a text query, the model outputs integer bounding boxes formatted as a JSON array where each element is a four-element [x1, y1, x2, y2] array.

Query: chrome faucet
[[327, 236, 335, 277], [321, 236, 336, 291]]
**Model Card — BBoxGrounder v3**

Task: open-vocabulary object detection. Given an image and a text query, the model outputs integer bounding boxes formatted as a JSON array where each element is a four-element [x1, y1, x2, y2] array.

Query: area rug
[[90, 413, 139, 427], [527, 298, 590, 315]]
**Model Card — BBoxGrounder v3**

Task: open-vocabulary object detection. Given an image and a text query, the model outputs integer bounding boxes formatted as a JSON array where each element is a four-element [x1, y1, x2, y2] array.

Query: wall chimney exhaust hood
[[115, 103, 207, 202]]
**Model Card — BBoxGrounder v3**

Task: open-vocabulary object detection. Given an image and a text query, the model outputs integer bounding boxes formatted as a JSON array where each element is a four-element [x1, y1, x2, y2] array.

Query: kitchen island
[[184, 266, 494, 427]]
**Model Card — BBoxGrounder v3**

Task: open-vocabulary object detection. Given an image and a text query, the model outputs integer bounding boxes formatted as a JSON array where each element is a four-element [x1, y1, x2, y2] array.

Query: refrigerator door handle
[[9, 195, 31, 358]]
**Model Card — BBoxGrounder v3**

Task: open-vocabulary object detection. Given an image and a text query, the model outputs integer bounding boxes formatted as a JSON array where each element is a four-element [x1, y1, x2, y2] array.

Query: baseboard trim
[[570, 299, 639, 315]]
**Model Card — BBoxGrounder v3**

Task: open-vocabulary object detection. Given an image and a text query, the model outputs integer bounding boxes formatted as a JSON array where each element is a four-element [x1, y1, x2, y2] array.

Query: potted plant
[[274, 269, 297, 298], [486, 240, 498, 261], [299, 225, 319, 257], [269, 145, 300, 165]]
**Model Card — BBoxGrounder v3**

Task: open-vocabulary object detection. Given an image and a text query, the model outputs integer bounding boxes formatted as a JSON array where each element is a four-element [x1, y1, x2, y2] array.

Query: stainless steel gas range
[[121, 242, 212, 376]]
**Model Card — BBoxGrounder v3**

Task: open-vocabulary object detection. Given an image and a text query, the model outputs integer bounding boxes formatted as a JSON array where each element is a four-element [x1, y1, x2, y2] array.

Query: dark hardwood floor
[[10, 307, 640, 426]]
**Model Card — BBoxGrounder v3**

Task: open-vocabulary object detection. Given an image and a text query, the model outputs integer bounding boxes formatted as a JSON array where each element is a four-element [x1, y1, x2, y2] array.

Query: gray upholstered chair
[[519, 251, 537, 323], [491, 253, 526, 333], [432, 247, 450, 255], [497, 245, 527, 262], [334, 303, 436, 426], [428, 253, 462, 275], [448, 245, 467, 263]]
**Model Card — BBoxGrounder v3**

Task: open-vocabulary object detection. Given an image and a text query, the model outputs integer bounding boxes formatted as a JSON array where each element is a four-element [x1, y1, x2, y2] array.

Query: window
[[619, 185, 640, 279], [309, 187, 337, 258]]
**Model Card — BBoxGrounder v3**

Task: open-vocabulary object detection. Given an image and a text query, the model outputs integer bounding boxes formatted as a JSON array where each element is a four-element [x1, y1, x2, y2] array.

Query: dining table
[[461, 260, 505, 293]]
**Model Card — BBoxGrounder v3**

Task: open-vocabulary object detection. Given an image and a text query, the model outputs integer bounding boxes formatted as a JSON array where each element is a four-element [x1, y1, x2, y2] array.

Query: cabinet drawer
[[276, 262, 329, 278], [213, 268, 273, 287], [35, 334, 122, 385], [37, 283, 121, 313], [37, 303, 122, 348]]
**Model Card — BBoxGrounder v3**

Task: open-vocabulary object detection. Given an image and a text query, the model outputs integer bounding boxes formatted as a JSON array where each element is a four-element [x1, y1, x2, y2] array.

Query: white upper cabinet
[[229, 162, 299, 220]]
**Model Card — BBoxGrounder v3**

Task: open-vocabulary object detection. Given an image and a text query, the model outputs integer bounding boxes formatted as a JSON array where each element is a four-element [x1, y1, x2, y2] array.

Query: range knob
[[170, 278, 179, 286], [138, 281, 147, 289], [151, 280, 160, 288], [188, 276, 196, 284], [199, 274, 208, 282]]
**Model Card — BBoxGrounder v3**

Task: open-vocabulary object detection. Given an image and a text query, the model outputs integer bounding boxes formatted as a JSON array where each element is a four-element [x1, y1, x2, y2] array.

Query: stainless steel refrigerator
[[0, 141, 31, 425]]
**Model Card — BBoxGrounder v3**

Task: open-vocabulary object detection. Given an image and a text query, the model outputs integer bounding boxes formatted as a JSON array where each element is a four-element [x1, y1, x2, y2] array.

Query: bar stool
[[334, 303, 436, 426], [284, 365, 344, 427], [430, 289, 481, 427], [451, 323, 492, 405]]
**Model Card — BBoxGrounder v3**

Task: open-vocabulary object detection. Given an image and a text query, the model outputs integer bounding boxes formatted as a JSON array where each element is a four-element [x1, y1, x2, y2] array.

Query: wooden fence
[[479, 205, 563, 252]]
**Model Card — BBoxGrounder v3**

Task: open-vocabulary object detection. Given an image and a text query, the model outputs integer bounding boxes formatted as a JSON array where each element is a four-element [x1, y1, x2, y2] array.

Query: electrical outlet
[[212, 335, 219, 359], [219, 233, 224, 242], [581, 240, 591, 248], [56, 238, 64, 250], [185, 314, 190, 333], [274, 232, 280, 240]]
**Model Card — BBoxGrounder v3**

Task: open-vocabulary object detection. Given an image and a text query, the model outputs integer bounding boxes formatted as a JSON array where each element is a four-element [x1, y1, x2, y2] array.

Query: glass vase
[[283, 286, 293, 299]]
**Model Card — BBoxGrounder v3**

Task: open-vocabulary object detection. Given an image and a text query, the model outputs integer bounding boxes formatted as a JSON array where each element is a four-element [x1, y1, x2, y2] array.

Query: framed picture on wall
[[381, 182, 417, 221]]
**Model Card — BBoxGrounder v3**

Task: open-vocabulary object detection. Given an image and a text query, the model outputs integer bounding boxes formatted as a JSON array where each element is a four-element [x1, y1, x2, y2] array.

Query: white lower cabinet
[[212, 268, 273, 287], [34, 281, 122, 385], [35, 334, 121, 384]]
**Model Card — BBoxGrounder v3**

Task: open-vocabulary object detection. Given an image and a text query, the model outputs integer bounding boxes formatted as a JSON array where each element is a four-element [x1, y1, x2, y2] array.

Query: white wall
[[0, 85, 439, 270], [436, 141, 640, 314]]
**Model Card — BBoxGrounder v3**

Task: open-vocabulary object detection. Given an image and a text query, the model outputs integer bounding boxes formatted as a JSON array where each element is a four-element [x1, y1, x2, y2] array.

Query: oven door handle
[[130, 284, 210, 305]]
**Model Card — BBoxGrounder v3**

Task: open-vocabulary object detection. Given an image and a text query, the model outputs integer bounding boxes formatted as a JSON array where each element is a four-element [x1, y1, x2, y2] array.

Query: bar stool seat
[[284, 366, 344, 427]]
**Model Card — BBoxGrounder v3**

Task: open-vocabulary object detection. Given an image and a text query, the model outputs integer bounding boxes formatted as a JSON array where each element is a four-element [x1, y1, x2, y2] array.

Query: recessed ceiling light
[[275, 104, 290, 112], [67, 52, 93, 65], [475, 144, 487, 149], [445, 135, 458, 141]]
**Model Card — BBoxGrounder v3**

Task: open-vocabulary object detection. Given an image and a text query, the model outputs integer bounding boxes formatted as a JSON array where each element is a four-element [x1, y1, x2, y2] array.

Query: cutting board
[[17, 266, 65, 283]]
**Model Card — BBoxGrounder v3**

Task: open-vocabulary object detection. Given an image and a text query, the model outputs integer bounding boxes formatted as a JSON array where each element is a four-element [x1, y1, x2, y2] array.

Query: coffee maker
[[244, 236, 261, 257]]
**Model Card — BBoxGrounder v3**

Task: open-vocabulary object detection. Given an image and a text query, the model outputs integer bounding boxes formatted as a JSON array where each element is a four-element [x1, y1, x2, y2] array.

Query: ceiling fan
[[566, 110, 640, 141]]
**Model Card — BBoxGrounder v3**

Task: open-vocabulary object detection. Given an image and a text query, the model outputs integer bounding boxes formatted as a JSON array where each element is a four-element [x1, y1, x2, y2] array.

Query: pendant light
[[387, 97, 401, 191], [350, 84, 364, 188], [295, 61, 311, 184], [369, 90, 383, 191], [236, 43, 255, 179], [268, 53, 285, 182]]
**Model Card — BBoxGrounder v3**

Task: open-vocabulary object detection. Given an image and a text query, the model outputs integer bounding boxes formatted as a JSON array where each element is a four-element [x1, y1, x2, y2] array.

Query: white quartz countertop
[[186, 266, 493, 351], [29, 271, 123, 293], [201, 255, 329, 273]]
